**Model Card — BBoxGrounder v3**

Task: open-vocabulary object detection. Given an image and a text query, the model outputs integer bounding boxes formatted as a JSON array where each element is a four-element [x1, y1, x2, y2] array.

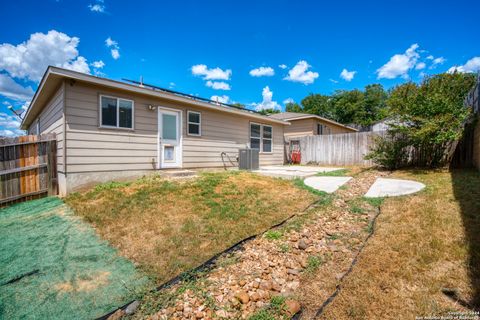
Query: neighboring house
[[370, 118, 396, 132], [21, 67, 289, 195], [269, 112, 357, 138]]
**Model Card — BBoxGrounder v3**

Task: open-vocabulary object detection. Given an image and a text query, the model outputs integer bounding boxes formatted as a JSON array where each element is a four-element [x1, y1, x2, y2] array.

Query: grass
[[318, 169, 480, 319], [66, 171, 316, 284], [249, 296, 289, 320], [316, 169, 350, 176]]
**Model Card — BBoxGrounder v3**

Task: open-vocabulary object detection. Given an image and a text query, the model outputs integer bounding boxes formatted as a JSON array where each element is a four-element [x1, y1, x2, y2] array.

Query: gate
[[0, 134, 58, 206]]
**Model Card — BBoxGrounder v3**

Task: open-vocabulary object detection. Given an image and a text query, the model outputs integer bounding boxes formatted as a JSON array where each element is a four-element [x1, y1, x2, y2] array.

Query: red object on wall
[[291, 150, 301, 164]]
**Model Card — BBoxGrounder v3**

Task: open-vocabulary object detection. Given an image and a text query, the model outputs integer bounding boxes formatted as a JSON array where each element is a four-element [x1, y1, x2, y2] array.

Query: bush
[[366, 72, 476, 169]]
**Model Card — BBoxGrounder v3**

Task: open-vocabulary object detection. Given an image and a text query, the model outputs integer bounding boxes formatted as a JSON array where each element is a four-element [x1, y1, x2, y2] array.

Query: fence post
[[47, 139, 58, 196]]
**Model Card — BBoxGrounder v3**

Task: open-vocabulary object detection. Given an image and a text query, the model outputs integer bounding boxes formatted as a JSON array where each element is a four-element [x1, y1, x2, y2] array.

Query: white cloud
[[415, 62, 426, 70], [249, 66, 274, 77], [376, 43, 420, 79], [283, 98, 294, 105], [284, 60, 319, 84], [251, 86, 281, 111], [0, 112, 25, 137], [426, 55, 434, 60], [429, 57, 446, 69], [88, 3, 105, 12], [191, 64, 231, 80], [0, 74, 34, 101], [105, 37, 120, 60], [447, 57, 480, 74], [206, 80, 231, 90], [210, 95, 230, 104], [0, 30, 91, 82], [279, 64, 287, 69], [329, 78, 339, 84], [90, 60, 105, 68], [340, 68, 356, 81]]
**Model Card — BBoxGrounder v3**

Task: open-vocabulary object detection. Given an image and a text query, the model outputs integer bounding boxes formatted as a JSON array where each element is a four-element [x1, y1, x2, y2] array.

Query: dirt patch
[[55, 271, 111, 293]]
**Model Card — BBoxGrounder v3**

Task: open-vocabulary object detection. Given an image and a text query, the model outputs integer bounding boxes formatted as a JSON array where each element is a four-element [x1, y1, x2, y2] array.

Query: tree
[[257, 108, 280, 115], [231, 102, 245, 109], [285, 102, 303, 112], [300, 94, 333, 119], [367, 72, 476, 168], [364, 84, 388, 124], [331, 89, 365, 125]]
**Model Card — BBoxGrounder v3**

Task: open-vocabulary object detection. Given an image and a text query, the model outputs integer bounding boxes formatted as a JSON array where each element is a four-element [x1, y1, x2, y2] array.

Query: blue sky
[[1, 0, 479, 135]]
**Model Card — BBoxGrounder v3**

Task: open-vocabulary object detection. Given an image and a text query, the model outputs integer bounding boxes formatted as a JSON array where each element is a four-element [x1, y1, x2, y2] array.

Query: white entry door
[[158, 108, 182, 168]]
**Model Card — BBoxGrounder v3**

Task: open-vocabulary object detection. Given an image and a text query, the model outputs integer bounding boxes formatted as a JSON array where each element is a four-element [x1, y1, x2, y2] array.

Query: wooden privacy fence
[[296, 131, 386, 166], [0, 134, 58, 206]]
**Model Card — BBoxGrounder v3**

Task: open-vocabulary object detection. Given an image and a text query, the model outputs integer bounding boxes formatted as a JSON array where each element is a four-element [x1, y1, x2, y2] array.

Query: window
[[100, 95, 134, 129], [187, 111, 201, 136], [35, 120, 40, 135], [317, 124, 323, 135], [262, 125, 272, 153], [250, 123, 273, 153]]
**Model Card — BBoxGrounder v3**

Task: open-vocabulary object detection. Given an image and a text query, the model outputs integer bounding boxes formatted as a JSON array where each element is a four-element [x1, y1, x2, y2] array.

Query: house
[[20, 67, 289, 195], [268, 112, 357, 138]]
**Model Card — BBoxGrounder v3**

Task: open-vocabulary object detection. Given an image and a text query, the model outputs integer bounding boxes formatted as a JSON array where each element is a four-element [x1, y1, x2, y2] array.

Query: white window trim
[[99, 94, 135, 130], [35, 120, 40, 135], [187, 110, 201, 136], [250, 122, 273, 154]]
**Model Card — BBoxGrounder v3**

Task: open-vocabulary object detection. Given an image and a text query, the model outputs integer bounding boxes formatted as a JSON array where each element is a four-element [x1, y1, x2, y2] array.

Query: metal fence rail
[[0, 134, 57, 206]]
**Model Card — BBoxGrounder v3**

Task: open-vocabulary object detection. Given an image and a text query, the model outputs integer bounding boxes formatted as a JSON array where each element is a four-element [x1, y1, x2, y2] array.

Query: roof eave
[[21, 66, 290, 129]]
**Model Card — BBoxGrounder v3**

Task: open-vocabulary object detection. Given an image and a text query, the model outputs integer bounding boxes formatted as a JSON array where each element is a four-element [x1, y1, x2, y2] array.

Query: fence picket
[[0, 134, 57, 206], [294, 131, 386, 166]]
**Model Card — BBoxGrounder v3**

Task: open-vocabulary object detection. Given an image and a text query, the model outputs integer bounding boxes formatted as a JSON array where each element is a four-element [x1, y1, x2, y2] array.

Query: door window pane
[[162, 114, 177, 140], [164, 146, 175, 161], [119, 99, 133, 128], [101, 96, 117, 126]]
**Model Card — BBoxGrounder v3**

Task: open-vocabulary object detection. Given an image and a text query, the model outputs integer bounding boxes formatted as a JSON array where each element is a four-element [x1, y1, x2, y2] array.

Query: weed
[[264, 230, 282, 240], [92, 180, 131, 192], [305, 255, 323, 273], [316, 169, 350, 176], [362, 197, 385, 207], [278, 243, 290, 253]]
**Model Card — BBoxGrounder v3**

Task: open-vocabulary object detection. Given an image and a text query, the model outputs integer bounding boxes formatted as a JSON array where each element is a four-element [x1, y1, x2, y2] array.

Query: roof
[[21, 67, 290, 129], [269, 112, 358, 131]]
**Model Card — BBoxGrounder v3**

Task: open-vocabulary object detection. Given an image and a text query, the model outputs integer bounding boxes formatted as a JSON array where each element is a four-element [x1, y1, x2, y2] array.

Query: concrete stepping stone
[[364, 178, 425, 198], [255, 166, 343, 179], [303, 176, 352, 193]]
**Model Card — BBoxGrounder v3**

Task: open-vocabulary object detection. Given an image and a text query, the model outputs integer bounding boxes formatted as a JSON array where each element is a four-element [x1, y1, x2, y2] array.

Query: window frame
[[99, 94, 135, 130], [187, 110, 202, 136], [317, 123, 323, 135], [250, 122, 273, 154]]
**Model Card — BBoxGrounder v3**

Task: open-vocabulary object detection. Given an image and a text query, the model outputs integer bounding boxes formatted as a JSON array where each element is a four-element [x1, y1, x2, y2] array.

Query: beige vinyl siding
[[28, 83, 65, 173], [285, 117, 355, 137], [284, 118, 315, 137], [64, 82, 284, 173]]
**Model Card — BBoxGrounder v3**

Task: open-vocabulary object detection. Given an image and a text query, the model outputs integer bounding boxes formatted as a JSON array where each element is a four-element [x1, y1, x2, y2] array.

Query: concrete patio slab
[[364, 177, 425, 198], [254, 166, 343, 179], [304, 176, 353, 193]]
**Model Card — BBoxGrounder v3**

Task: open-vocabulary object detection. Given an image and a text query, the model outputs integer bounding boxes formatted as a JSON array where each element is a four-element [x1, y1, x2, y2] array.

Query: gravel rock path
[[146, 169, 389, 320]]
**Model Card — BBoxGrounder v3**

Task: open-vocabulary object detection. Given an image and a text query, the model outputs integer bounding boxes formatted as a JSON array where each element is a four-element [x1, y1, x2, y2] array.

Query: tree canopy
[[287, 83, 389, 126]]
